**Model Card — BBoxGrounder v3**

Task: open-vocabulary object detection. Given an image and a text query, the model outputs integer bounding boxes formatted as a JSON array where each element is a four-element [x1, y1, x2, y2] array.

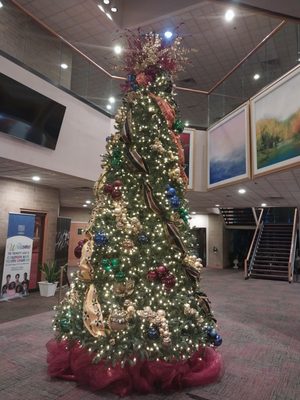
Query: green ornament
[[179, 208, 189, 217], [173, 119, 185, 133], [59, 318, 70, 332], [111, 258, 120, 269], [104, 265, 112, 272], [101, 258, 110, 268], [115, 270, 125, 282]]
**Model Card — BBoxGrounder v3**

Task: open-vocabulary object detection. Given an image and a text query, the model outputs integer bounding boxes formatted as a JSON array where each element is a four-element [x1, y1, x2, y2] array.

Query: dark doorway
[[191, 228, 207, 267], [21, 211, 46, 290]]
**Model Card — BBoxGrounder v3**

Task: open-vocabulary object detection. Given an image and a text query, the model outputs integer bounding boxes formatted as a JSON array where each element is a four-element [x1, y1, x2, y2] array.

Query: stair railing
[[244, 208, 264, 279], [288, 208, 298, 283]]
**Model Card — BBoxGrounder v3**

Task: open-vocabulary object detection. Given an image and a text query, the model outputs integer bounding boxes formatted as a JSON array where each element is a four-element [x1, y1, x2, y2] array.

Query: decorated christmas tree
[[47, 32, 222, 396]]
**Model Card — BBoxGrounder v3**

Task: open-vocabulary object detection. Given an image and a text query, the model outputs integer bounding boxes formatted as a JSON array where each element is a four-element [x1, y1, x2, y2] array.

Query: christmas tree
[[47, 32, 222, 396]]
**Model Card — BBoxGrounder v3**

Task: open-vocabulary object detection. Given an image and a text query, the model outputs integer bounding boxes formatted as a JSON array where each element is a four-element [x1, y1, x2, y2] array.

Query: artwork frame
[[207, 102, 250, 189], [180, 128, 194, 190], [251, 64, 300, 177]]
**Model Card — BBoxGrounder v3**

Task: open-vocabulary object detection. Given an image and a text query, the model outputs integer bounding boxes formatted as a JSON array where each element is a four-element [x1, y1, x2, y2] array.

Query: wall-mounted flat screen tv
[[0, 73, 66, 150]]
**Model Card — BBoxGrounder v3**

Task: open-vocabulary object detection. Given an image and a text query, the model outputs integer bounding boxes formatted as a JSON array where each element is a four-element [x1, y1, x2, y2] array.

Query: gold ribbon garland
[[83, 283, 106, 337]]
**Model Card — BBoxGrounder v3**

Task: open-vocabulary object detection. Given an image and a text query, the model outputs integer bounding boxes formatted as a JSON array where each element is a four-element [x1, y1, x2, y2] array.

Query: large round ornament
[[103, 183, 113, 194], [214, 334, 223, 347], [170, 196, 180, 209], [111, 189, 122, 199], [115, 271, 125, 282], [111, 258, 120, 269], [166, 187, 176, 197], [94, 232, 108, 246], [147, 269, 158, 281], [59, 318, 70, 332], [113, 179, 123, 188], [156, 265, 169, 278], [147, 326, 160, 340], [138, 233, 149, 244], [74, 245, 82, 259], [162, 273, 176, 289], [173, 119, 185, 133]]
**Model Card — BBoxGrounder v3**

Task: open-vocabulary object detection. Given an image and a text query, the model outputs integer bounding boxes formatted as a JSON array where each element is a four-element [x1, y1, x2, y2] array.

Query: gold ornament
[[151, 138, 165, 154], [137, 306, 171, 344], [83, 284, 105, 337], [113, 279, 135, 297], [79, 240, 94, 281], [122, 239, 135, 249], [109, 309, 128, 331]]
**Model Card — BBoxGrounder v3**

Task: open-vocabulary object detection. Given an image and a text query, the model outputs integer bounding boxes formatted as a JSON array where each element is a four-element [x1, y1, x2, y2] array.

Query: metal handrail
[[244, 208, 264, 278], [58, 264, 68, 304], [288, 208, 298, 283]]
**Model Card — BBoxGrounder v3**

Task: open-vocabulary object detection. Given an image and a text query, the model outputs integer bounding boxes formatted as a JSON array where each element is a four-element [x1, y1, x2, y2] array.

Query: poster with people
[[1, 213, 35, 299]]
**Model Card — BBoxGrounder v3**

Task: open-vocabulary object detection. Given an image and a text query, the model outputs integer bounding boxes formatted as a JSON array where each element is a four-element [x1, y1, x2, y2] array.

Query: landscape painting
[[251, 65, 300, 176], [180, 129, 194, 189], [208, 104, 249, 189]]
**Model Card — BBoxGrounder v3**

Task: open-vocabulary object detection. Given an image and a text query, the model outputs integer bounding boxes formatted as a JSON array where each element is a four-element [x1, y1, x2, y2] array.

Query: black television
[[0, 73, 66, 150]]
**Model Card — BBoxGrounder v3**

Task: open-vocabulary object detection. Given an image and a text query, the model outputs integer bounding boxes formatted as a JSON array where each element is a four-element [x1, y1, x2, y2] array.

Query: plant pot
[[38, 281, 58, 297]]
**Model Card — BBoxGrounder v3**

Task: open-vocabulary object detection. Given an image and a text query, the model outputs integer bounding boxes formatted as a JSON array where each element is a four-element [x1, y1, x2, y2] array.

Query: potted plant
[[38, 261, 60, 297]]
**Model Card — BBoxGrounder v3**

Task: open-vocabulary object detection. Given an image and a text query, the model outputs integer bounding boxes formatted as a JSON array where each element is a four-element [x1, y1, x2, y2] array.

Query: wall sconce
[[213, 246, 218, 253]]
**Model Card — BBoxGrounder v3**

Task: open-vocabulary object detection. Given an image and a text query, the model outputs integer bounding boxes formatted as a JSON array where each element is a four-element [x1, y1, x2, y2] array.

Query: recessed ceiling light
[[261, 203, 267, 207], [111, 6, 117, 12], [60, 63, 68, 69], [238, 188, 246, 194], [98, 4, 105, 12], [106, 12, 112, 20], [215, 204, 220, 207], [253, 73, 260, 80], [225, 9, 235, 22], [106, 104, 112, 110], [0, 2, 3, 8], [86, 200, 91, 204], [83, 204, 88, 207], [114, 45, 122, 55], [103, 0, 110, 4], [109, 96, 115, 104], [164, 31, 173, 39], [297, 57, 300, 62], [32, 176, 40, 182], [191, 211, 196, 215], [184, 121, 189, 127]]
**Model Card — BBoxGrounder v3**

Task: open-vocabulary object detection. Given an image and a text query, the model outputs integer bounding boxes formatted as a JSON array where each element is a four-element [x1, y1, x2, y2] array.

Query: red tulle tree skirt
[[46, 339, 223, 396]]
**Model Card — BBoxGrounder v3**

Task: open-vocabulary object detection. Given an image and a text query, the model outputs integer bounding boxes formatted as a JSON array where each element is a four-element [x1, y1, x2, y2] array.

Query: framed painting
[[207, 103, 250, 189], [180, 129, 194, 190], [251, 65, 300, 177]]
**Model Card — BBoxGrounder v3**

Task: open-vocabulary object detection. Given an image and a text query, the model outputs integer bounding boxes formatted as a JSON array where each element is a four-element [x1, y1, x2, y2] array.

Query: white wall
[[0, 56, 110, 181], [192, 130, 207, 192]]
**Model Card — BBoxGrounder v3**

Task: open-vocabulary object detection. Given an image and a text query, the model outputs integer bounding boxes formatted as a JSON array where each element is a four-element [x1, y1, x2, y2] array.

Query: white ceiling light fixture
[[98, 4, 105, 12], [253, 73, 260, 80], [261, 203, 267, 207], [106, 104, 112, 110], [215, 204, 220, 207], [191, 211, 196, 215], [83, 204, 88, 207], [238, 188, 246, 194], [60, 63, 68, 69], [32, 176, 41, 182], [225, 9, 235, 22], [86, 200, 91, 204], [0, 2, 3, 8], [103, 0, 110, 4], [164, 30, 173, 39], [114, 45, 122, 55], [184, 121, 189, 127], [111, 6, 117, 12], [106, 12, 112, 20], [109, 96, 115, 104]]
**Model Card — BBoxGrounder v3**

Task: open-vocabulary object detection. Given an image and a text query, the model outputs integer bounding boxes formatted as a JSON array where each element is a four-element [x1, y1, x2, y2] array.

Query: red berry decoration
[[104, 183, 113, 194], [162, 273, 176, 290], [147, 270, 158, 281], [156, 265, 169, 278], [111, 189, 122, 199]]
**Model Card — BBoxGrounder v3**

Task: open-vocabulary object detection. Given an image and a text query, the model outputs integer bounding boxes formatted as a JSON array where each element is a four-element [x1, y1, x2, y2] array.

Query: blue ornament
[[128, 74, 136, 83], [166, 187, 176, 197], [170, 196, 180, 209], [138, 234, 149, 244], [147, 326, 160, 340], [94, 232, 109, 246], [208, 328, 218, 338], [131, 83, 139, 91], [214, 334, 222, 347]]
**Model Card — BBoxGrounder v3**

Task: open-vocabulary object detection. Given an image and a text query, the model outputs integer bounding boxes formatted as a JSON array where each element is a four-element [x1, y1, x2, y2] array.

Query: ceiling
[[1, 1, 300, 213]]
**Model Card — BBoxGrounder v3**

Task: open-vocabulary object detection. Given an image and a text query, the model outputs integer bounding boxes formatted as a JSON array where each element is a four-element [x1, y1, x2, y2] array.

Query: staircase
[[250, 224, 293, 281], [220, 208, 256, 227]]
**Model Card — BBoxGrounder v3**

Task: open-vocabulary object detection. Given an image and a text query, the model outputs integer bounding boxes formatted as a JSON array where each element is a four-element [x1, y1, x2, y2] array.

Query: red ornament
[[113, 180, 123, 188], [147, 270, 158, 281], [111, 189, 122, 199], [74, 245, 82, 259], [156, 265, 169, 278], [104, 183, 113, 194], [162, 273, 176, 289]]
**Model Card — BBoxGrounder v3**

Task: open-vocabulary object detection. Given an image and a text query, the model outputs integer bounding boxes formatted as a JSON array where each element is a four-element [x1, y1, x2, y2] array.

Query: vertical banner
[[1, 213, 35, 299], [55, 217, 71, 286]]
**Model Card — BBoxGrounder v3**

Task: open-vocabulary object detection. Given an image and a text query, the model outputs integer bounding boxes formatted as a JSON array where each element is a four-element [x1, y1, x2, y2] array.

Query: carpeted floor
[[0, 268, 300, 400]]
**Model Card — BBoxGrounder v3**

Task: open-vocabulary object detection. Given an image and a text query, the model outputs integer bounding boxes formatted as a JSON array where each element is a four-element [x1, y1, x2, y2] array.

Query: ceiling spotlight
[[191, 211, 196, 215], [225, 9, 235, 22], [103, 0, 110, 4], [164, 31, 173, 39], [60, 63, 68, 69], [114, 45, 122, 55], [106, 12, 112, 20], [0, 2, 3, 8], [238, 188, 246, 194], [261, 203, 267, 207], [253, 73, 260, 80], [297, 57, 300, 62], [98, 4, 105, 12], [184, 121, 189, 127], [111, 6, 117, 12], [109, 96, 115, 104], [32, 176, 40, 182], [86, 200, 91, 204], [83, 204, 88, 207], [106, 104, 112, 110], [215, 204, 220, 207]]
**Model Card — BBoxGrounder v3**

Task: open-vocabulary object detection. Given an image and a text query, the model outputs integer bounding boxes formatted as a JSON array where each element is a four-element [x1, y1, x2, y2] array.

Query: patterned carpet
[[0, 268, 300, 400]]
